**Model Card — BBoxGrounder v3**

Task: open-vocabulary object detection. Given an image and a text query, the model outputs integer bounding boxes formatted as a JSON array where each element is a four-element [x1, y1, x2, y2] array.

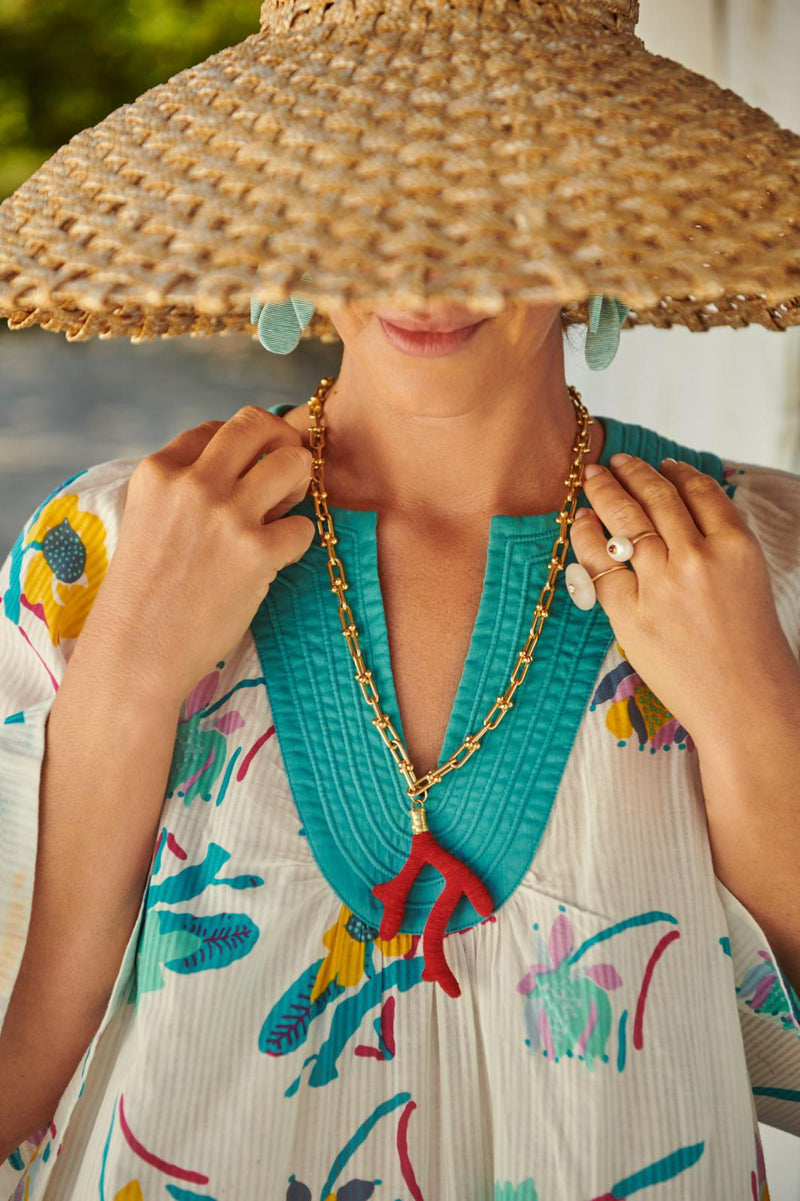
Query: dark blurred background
[[0, 0, 256, 200]]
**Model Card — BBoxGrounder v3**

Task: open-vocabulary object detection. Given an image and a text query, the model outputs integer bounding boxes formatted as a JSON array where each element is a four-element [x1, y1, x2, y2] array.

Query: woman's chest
[[374, 521, 489, 778]]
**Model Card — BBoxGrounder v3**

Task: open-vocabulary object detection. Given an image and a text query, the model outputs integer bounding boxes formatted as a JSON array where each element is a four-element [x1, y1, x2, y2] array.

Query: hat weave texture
[[1, 0, 798, 343]]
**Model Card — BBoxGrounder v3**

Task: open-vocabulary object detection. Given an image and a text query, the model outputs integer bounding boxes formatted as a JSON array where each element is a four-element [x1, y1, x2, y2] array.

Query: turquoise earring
[[250, 272, 316, 354], [584, 294, 630, 371]]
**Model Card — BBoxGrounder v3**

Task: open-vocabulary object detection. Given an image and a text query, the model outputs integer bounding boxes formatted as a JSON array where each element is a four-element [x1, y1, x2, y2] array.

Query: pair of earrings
[[250, 280, 629, 370]]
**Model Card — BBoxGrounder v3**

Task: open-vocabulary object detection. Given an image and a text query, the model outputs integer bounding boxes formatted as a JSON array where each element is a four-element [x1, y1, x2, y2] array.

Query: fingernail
[[609, 453, 632, 466], [583, 463, 603, 478], [572, 506, 591, 520]]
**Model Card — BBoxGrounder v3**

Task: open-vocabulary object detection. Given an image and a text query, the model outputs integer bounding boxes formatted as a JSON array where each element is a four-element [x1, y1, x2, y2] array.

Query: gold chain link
[[305, 376, 594, 811]]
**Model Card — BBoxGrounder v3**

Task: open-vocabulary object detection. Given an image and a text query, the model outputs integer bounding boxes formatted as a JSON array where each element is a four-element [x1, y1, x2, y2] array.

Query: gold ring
[[590, 564, 630, 584], [593, 530, 660, 580]]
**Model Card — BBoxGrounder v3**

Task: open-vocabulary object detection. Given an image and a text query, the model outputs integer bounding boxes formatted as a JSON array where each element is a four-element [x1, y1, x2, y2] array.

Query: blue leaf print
[[147, 841, 263, 909], [158, 909, 259, 974], [259, 958, 346, 1057]]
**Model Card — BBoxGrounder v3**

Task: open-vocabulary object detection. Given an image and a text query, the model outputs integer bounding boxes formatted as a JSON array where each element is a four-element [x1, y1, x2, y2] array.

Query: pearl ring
[[565, 529, 661, 610]]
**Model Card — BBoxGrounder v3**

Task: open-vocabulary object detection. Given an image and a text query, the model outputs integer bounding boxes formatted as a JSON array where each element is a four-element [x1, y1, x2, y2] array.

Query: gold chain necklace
[[305, 375, 594, 998]]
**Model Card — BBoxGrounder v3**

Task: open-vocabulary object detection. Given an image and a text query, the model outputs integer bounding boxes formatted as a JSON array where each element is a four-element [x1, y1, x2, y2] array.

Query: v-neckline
[[285, 413, 625, 774], [249, 409, 727, 934]]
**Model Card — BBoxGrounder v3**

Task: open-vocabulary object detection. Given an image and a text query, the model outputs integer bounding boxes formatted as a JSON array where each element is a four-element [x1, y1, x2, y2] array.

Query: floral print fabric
[[1, 442, 799, 1201]]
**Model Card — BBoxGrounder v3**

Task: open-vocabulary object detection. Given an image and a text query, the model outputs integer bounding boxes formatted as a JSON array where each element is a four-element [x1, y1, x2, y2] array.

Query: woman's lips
[[378, 316, 487, 357]]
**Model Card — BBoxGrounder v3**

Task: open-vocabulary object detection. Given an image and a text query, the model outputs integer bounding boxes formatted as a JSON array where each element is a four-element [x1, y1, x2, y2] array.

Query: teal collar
[[250, 411, 727, 934]]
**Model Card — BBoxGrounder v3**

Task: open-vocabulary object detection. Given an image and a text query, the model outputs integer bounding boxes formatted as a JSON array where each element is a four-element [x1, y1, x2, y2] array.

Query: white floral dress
[[1, 411, 799, 1201]]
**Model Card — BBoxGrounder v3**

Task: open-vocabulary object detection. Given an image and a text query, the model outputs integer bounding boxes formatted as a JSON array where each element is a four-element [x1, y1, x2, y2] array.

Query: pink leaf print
[[584, 963, 623, 990], [549, 912, 574, 969], [614, 672, 641, 702], [517, 969, 536, 996], [517, 963, 550, 994], [213, 711, 245, 735], [20, 594, 47, 624], [184, 670, 220, 719], [577, 998, 598, 1057], [539, 1006, 556, 1058]]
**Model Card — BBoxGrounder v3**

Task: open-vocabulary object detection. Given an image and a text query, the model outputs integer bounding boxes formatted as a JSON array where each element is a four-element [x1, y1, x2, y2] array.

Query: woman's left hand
[[569, 454, 800, 747]]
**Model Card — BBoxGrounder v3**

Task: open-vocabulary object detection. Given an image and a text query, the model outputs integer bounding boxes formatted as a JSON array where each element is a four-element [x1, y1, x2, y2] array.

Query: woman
[[1, 289, 800, 1198], [1, 0, 800, 1196]]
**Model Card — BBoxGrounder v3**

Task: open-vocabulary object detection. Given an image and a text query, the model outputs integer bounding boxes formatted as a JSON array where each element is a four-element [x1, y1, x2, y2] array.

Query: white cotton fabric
[[0, 446, 799, 1201]]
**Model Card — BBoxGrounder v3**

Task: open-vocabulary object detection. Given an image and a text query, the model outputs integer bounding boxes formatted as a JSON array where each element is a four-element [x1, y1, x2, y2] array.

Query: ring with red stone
[[607, 529, 660, 561]]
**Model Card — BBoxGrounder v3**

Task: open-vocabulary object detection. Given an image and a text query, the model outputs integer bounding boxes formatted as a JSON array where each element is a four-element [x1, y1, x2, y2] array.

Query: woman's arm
[[0, 631, 182, 1158], [0, 404, 316, 1162], [696, 679, 800, 1002], [571, 452, 800, 1005]]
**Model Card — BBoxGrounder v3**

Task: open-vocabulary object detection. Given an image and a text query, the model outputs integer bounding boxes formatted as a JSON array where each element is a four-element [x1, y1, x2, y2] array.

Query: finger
[[658, 459, 745, 537], [580, 461, 668, 573], [157, 420, 226, 466], [196, 405, 306, 480], [260, 476, 314, 525], [600, 454, 703, 548], [569, 506, 638, 607], [261, 512, 318, 572], [237, 444, 314, 522]]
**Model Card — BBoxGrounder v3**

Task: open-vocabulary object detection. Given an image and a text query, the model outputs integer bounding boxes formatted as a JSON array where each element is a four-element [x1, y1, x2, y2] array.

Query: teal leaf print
[[495, 1142, 705, 1199], [518, 907, 680, 1071], [495, 1181, 538, 1201], [130, 835, 264, 1003], [165, 1187, 220, 1200], [166, 665, 268, 807], [738, 949, 800, 1033], [167, 717, 228, 804], [134, 915, 201, 996], [157, 910, 259, 974], [608, 1140, 705, 1195], [147, 841, 263, 910], [260, 958, 346, 1057], [288, 958, 426, 1093]]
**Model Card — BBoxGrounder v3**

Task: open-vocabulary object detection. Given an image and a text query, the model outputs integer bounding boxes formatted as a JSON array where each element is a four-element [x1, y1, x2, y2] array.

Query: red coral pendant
[[372, 828, 494, 998]]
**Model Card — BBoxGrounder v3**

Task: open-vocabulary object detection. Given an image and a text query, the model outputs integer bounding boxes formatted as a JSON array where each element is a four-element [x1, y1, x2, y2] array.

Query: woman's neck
[[282, 326, 605, 527]]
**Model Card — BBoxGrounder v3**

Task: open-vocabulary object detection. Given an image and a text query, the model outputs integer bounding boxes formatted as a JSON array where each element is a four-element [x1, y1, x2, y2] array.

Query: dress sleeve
[[714, 457, 800, 1136], [0, 458, 144, 1172]]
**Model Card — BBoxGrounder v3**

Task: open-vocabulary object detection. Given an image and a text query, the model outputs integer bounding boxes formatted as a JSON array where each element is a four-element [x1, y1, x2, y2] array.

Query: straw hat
[[0, 0, 798, 346]]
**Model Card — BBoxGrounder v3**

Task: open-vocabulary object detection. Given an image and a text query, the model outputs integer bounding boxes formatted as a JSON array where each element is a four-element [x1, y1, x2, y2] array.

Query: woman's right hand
[[81, 405, 317, 706]]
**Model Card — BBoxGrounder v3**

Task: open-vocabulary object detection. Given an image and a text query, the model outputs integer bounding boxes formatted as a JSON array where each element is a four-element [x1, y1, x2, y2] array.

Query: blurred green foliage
[[0, 0, 258, 199]]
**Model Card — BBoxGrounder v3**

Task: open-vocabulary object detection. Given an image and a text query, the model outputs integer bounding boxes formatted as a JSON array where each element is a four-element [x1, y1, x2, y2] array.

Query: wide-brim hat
[[1, 0, 798, 346]]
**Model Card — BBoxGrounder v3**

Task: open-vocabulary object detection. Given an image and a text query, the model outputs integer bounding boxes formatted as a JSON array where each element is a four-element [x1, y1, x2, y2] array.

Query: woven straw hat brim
[[1, 0, 799, 343]]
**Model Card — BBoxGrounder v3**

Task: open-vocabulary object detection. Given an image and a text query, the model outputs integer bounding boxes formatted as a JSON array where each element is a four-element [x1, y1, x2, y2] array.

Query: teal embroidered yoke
[[253, 408, 726, 934]]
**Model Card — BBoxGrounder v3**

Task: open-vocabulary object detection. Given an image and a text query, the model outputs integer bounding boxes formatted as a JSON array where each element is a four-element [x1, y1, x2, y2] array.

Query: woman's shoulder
[[605, 414, 800, 629], [46, 455, 142, 504], [1, 457, 142, 654], [716, 450, 800, 529], [10, 455, 141, 547], [715, 453, 800, 645], [606, 413, 800, 523]]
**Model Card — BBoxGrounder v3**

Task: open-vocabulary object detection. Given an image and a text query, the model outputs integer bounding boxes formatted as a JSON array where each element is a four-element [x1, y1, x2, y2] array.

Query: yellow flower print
[[311, 904, 413, 1002], [22, 494, 108, 644], [591, 642, 693, 753], [113, 1182, 144, 1201]]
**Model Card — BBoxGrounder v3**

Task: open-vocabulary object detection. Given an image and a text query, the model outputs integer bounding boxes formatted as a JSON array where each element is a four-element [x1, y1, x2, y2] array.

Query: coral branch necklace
[[304, 375, 593, 998]]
